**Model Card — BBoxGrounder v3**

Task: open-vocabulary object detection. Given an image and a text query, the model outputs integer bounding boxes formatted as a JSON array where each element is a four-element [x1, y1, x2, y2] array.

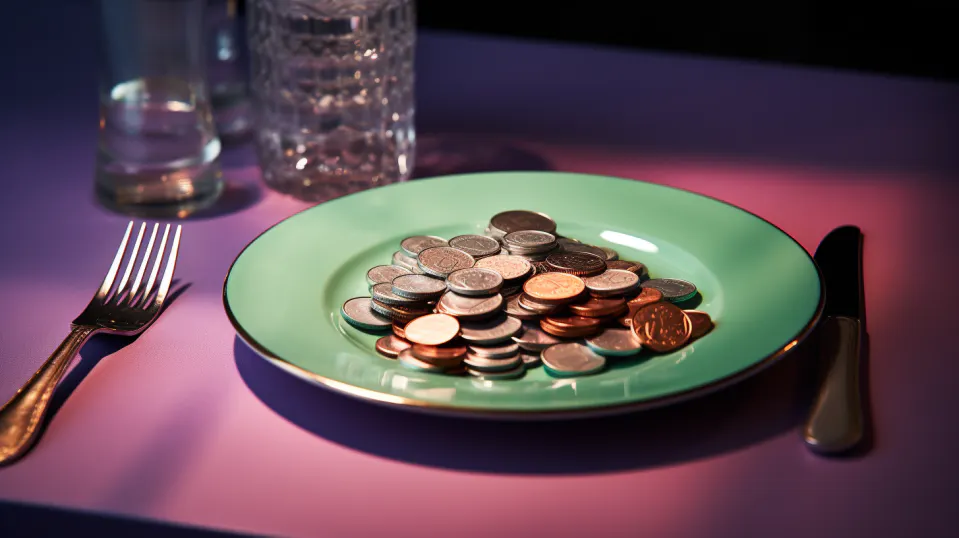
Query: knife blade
[[803, 225, 866, 454]]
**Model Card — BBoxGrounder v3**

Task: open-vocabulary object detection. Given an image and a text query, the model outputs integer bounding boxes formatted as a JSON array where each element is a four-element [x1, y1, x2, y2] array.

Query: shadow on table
[[234, 328, 832, 475], [411, 134, 554, 178], [45, 283, 192, 421], [0, 500, 251, 538]]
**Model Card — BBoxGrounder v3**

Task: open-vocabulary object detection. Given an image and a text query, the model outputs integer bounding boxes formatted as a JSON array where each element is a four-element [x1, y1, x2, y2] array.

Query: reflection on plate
[[224, 172, 822, 419]]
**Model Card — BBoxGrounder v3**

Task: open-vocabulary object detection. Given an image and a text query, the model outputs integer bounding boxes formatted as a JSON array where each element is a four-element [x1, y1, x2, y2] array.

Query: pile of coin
[[341, 210, 714, 379]]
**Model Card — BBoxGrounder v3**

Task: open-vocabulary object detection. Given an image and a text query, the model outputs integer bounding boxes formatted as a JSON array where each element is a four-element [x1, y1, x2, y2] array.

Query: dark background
[[416, 1, 957, 81]]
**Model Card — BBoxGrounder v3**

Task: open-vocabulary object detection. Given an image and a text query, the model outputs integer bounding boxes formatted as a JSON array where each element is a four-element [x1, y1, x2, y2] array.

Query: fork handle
[[0, 325, 97, 465]]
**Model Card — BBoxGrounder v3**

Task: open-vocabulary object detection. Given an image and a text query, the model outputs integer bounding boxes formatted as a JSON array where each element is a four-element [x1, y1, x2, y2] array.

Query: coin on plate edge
[[685, 310, 714, 340], [630, 302, 692, 352], [376, 334, 411, 358], [341, 297, 392, 330]]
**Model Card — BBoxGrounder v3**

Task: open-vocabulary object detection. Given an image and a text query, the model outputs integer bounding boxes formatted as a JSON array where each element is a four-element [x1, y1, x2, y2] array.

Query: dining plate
[[224, 172, 823, 419]]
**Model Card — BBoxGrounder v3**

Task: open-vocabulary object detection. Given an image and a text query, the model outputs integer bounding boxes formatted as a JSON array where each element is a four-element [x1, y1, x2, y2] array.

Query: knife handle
[[803, 315, 864, 454]]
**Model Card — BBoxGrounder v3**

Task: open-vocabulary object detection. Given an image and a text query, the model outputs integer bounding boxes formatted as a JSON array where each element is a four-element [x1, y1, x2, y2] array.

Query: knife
[[803, 226, 866, 454]]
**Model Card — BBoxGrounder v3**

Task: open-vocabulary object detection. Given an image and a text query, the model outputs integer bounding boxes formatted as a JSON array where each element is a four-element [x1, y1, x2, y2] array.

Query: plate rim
[[223, 172, 825, 419]]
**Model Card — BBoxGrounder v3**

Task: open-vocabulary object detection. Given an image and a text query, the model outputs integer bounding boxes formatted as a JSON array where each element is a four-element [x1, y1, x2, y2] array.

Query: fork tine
[[138, 224, 170, 307], [127, 223, 159, 304], [97, 221, 134, 299], [114, 222, 146, 301], [152, 225, 182, 308]]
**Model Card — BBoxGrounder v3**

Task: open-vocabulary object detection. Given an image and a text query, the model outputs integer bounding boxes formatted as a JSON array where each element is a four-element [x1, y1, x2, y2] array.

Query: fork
[[0, 221, 181, 465]]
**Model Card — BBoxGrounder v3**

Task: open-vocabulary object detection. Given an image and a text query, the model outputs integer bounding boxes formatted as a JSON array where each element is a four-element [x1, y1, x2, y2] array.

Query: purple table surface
[[2, 3, 959, 537]]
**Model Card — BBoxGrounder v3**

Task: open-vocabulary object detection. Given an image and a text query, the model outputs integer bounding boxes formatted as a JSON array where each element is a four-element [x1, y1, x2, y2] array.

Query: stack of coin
[[396, 313, 468, 374], [486, 210, 557, 240], [339, 210, 715, 380], [502, 230, 558, 261]]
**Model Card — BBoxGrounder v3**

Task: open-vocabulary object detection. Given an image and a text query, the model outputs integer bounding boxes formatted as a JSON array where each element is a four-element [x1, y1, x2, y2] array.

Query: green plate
[[224, 172, 823, 419]]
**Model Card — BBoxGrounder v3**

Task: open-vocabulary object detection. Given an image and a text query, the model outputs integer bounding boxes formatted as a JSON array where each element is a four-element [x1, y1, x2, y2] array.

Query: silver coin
[[468, 341, 520, 359], [641, 278, 697, 302], [459, 314, 522, 345], [417, 246, 475, 278], [468, 364, 526, 380], [511, 322, 562, 351], [489, 210, 557, 236], [598, 246, 619, 261], [448, 234, 501, 259], [366, 265, 413, 288], [504, 295, 541, 320], [517, 293, 562, 314], [436, 292, 504, 320], [446, 267, 504, 296], [473, 255, 533, 282], [503, 230, 557, 253], [585, 328, 642, 356], [400, 235, 447, 258], [541, 343, 607, 377], [370, 282, 424, 306], [340, 297, 392, 331], [558, 241, 608, 259], [507, 249, 556, 262], [369, 298, 397, 319], [398, 349, 446, 372], [583, 269, 640, 297], [391, 274, 448, 300], [464, 352, 523, 372], [520, 352, 542, 367], [392, 250, 418, 271]]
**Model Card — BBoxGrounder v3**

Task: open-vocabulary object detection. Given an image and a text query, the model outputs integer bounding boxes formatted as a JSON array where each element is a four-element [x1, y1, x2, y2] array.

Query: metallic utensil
[[0, 222, 182, 465], [803, 226, 866, 454]]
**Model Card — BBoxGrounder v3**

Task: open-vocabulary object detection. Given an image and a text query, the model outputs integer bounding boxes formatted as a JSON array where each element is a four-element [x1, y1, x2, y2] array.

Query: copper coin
[[543, 315, 602, 331], [607, 260, 647, 275], [685, 310, 714, 340], [596, 312, 629, 326], [539, 319, 601, 338], [375, 335, 411, 358], [631, 302, 692, 352], [568, 296, 628, 318], [412, 343, 467, 361], [403, 313, 461, 346], [517, 293, 566, 315], [545, 252, 607, 277], [617, 313, 632, 327], [411, 345, 467, 368], [523, 273, 586, 304], [392, 321, 408, 339], [627, 287, 664, 313]]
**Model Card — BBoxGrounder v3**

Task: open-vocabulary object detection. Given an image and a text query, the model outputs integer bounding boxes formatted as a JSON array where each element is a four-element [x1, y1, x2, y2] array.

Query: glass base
[[95, 161, 224, 219]]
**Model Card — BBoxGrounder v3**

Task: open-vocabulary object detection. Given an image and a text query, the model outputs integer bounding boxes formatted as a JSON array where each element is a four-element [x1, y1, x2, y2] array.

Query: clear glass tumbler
[[206, 0, 253, 140], [247, 0, 416, 201], [96, 0, 224, 217]]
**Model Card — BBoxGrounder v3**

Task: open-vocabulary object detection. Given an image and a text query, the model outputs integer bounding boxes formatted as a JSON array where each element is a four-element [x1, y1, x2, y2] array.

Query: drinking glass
[[96, 0, 224, 217], [247, 0, 416, 201], [206, 0, 253, 140]]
